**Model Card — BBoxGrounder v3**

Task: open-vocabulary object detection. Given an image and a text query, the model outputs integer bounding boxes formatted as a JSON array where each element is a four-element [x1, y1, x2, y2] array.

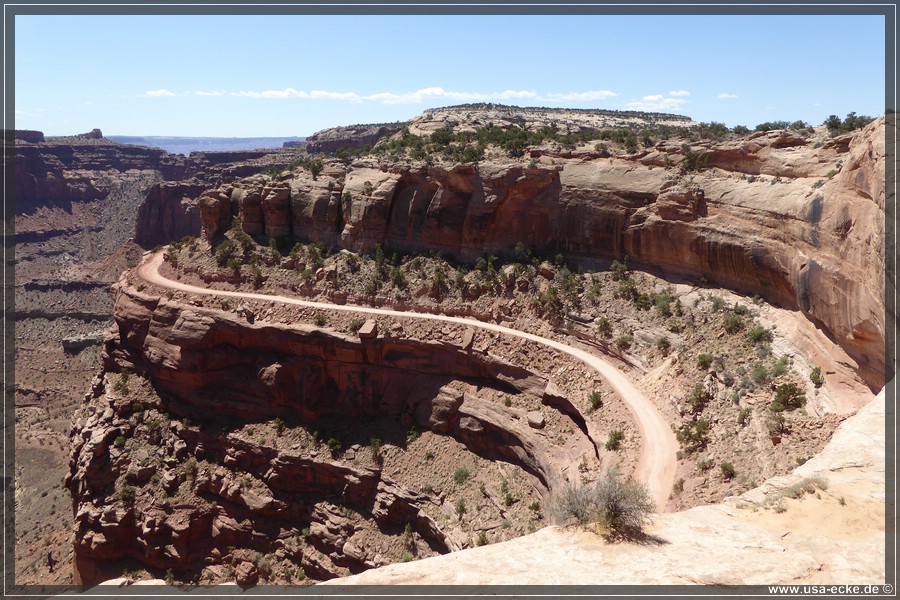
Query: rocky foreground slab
[[321, 386, 885, 585]]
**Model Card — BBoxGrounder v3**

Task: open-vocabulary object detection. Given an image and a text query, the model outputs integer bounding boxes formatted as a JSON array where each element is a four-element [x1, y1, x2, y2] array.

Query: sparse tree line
[[320, 109, 876, 165]]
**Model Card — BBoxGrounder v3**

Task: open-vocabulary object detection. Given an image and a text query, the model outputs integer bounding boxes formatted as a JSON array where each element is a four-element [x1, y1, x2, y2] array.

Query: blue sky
[[13, 13, 887, 137]]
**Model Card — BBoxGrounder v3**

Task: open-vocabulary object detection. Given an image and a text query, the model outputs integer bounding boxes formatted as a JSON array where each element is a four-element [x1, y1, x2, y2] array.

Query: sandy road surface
[[135, 252, 677, 509]]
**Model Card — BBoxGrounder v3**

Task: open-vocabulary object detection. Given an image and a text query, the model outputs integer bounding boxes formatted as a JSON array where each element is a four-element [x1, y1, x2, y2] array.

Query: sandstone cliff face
[[132, 149, 316, 247], [304, 124, 402, 154], [134, 181, 211, 247], [14, 140, 187, 213], [192, 120, 885, 390], [66, 282, 599, 584]]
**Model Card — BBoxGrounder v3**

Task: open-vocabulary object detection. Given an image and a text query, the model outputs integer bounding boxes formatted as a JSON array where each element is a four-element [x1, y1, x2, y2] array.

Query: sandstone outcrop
[[14, 138, 187, 213], [191, 118, 885, 390], [66, 280, 601, 584], [304, 124, 402, 154], [134, 180, 211, 247], [325, 387, 886, 585]]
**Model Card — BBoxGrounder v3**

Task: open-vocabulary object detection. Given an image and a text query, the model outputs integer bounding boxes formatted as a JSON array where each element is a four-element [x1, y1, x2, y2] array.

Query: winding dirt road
[[135, 252, 678, 509]]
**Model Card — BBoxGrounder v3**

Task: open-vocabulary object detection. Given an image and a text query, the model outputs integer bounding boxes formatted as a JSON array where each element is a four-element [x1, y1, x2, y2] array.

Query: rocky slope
[[25, 105, 886, 587], [325, 386, 886, 585], [66, 278, 612, 585], [12, 130, 296, 584], [190, 115, 886, 391]]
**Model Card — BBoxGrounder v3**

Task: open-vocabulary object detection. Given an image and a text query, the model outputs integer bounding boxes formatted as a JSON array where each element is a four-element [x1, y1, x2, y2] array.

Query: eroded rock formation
[[66, 281, 600, 584], [192, 119, 886, 390]]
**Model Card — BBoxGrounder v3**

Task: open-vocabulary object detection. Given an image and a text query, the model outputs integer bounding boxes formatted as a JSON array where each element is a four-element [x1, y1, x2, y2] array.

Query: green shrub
[[654, 294, 672, 317], [118, 483, 136, 504], [113, 370, 131, 395], [370, 438, 382, 461], [326, 438, 342, 453], [680, 150, 706, 174], [751, 363, 770, 385], [748, 325, 772, 343], [696, 354, 714, 370], [587, 391, 603, 413], [810, 367, 824, 388], [770, 383, 806, 412], [766, 412, 787, 436], [720, 462, 736, 481], [555, 467, 654, 535], [738, 408, 752, 426], [605, 430, 625, 451], [634, 293, 653, 311], [251, 266, 264, 289], [614, 334, 633, 350], [698, 458, 715, 472], [686, 383, 711, 414], [723, 312, 744, 334], [113, 435, 126, 448], [184, 457, 198, 480], [609, 258, 629, 280], [455, 498, 467, 518], [771, 356, 789, 377], [614, 278, 638, 301], [676, 418, 710, 454], [348, 318, 365, 333], [782, 476, 829, 499], [656, 336, 671, 354], [453, 467, 470, 485], [595, 317, 612, 337], [710, 296, 725, 311]]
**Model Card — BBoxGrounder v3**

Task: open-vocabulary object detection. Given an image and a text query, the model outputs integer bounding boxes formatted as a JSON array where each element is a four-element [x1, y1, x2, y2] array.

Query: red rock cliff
[[192, 120, 885, 390]]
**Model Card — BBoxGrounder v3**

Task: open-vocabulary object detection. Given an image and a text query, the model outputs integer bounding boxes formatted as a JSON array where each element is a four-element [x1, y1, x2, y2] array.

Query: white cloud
[[624, 96, 688, 112], [143, 89, 177, 97], [84, 100, 95, 105], [669, 90, 690, 97], [183, 86, 618, 106], [543, 90, 617, 102], [232, 87, 309, 99], [498, 89, 541, 100], [718, 93, 738, 99]]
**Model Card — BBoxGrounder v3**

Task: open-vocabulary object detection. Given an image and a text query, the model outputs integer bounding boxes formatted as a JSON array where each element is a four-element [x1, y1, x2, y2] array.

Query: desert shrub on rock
[[555, 467, 654, 536]]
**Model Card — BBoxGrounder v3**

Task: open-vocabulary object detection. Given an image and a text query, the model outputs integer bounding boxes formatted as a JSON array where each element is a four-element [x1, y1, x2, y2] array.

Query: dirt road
[[135, 252, 677, 509]]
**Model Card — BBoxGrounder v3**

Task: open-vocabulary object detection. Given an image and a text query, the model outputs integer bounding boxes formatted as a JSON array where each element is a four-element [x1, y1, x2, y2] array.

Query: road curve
[[135, 252, 678, 509]]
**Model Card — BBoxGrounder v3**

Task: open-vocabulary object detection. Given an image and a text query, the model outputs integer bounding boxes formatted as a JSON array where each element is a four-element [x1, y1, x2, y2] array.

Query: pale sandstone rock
[[323, 389, 886, 586], [357, 319, 378, 339]]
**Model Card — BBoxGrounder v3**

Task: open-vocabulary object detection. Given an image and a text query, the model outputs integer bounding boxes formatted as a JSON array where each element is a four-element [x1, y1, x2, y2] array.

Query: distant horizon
[[30, 104, 887, 141], [13, 14, 887, 138]]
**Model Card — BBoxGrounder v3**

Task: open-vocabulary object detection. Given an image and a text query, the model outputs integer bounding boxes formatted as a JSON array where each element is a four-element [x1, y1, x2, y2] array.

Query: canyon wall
[[192, 120, 886, 390], [66, 282, 598, 584]]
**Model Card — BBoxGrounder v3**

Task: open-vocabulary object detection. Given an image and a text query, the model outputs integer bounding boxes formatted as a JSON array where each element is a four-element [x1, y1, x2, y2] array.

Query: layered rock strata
[[66, 280, 601, 584], [194, 120, 886, 390]]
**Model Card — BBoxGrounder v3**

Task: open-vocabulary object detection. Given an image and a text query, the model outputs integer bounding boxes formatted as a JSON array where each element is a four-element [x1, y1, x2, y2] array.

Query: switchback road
[[136, 252, 677, 509]]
